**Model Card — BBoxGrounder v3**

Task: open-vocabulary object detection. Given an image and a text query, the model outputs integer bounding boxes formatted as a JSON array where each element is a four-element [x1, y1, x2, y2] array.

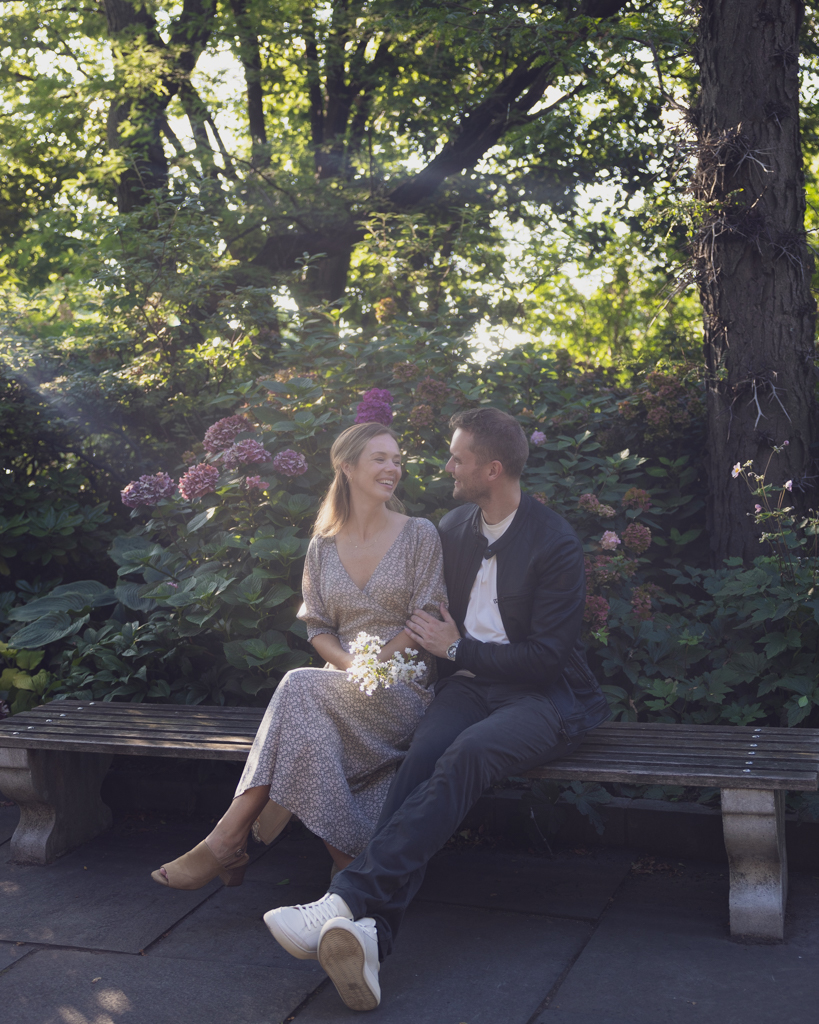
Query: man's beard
[[453, 477, 490, 504]]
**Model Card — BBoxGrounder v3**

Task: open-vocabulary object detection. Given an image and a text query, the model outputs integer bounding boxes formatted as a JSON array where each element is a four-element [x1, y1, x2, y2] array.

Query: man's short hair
[[449, 407, 529, 479]]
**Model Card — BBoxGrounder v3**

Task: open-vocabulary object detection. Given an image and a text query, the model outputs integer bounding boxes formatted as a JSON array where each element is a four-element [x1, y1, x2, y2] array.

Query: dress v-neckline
[[333, 518, 412, 594]]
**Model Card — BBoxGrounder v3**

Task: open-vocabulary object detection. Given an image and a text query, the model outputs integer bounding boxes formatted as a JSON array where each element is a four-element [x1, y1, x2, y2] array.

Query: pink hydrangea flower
[[622, 522, 652, 555], [578, 493, 601, 513], [121, 472, 177, 508], [530, 430, 546, 446], [631, 583, 661, 622], [622, 487, 652, 511], [355, 388, 393, 425], [584, 594, 610, 630], [600, 530, 621, 551], [245, 476, 270, 491], [202, 415, 252, 454], [272, 449, 308, 477], [178, 463, 220, 501], [410, 403, 435, 428], [219, 439, 272, 471]]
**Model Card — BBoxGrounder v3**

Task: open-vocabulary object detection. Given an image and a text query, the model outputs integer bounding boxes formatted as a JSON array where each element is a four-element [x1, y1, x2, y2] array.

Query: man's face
[[445, 428, 492, 503]]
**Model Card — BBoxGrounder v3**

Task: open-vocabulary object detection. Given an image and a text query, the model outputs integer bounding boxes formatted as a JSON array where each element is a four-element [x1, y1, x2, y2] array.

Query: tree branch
[[229, 0, 268, 153]]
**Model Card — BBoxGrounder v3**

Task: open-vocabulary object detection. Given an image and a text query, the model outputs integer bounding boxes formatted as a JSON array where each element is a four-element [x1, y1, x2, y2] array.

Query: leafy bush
[[6, 317, 817, 738]]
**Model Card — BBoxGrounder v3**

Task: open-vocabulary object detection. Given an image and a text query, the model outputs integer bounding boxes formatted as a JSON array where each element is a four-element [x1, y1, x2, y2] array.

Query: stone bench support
[[0, 747, 113, 864], [721, 787, 787, 942]]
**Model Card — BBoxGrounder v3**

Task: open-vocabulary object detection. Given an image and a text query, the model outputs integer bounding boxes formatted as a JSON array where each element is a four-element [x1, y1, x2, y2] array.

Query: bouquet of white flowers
[[347, 632, 426, 695]]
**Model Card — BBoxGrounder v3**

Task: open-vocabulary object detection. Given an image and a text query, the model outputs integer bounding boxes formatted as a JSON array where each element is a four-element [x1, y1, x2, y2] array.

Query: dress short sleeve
[[409, 518, 448, 616], [297, 537, 339, 641]]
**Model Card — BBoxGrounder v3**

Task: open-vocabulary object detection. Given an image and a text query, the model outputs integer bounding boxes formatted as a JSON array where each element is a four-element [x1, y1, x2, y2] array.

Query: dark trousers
[[329, 675, 583, 959]]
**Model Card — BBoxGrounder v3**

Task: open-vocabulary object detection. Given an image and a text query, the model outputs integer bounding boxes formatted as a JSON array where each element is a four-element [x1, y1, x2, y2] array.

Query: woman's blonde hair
[[312, 422, 404, 537]]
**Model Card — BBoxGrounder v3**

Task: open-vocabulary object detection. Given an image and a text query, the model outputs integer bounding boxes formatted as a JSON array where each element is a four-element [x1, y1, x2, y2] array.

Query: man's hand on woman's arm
[[406, 604, 461, 659]]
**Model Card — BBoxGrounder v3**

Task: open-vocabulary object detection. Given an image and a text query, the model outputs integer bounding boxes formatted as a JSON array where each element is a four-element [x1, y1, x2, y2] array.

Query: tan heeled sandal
[[251, 800, 292, 846], [151, 840, 249, 890]]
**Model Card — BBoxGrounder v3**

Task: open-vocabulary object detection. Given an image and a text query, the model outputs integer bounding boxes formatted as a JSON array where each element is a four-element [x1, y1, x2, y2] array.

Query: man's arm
[[407, 530, 585, 686]]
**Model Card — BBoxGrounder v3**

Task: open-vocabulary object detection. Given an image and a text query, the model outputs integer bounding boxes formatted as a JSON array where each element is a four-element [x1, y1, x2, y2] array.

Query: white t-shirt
[[462, 508, 517, 645]]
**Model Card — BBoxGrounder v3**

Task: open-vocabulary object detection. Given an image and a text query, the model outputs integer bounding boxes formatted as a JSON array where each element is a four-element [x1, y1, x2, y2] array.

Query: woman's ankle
[[205, 828, 247, 862]]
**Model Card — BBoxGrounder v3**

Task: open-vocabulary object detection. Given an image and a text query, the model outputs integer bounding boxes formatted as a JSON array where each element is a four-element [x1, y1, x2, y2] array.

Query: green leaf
[[115, 582, 157, 613], [9, 611, 89, 648], [187, 506, 219, 534]]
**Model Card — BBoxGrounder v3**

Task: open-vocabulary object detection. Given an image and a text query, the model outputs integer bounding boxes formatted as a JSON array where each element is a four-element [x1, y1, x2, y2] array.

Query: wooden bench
[[1, 701, 818, 943]]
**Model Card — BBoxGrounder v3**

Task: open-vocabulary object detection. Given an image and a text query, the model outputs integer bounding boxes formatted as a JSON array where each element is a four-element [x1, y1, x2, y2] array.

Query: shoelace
[[298, 897, 343, 930]]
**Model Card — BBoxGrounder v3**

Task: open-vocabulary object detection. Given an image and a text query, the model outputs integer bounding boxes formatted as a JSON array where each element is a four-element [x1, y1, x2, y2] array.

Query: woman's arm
[[312, 630, 418, 670], [311, 633, 354, 672], [377, 630, 418, 663]]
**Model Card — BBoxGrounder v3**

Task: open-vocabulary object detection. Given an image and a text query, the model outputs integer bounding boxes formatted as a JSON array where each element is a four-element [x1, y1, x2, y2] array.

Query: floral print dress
[[235, 517, 447, 857]]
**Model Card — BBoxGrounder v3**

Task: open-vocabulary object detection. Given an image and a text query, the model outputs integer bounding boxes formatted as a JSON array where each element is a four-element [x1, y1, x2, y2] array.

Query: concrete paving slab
[[0, 802, 18, 846], [0, 947, 321, 1024], [0, 817, 236, 953], [0, 940, 31, 972], [144, 832, 338, 975], [417, 846, 633, 921], [247, 827, 335, 889], [147, 879, 327, 974], [535, 864, 819, 1024], [296, 900, 591, 1023]]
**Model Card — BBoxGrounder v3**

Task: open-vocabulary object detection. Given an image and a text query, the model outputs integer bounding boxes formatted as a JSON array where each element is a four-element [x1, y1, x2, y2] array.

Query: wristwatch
[[446, 638, 462, 662]]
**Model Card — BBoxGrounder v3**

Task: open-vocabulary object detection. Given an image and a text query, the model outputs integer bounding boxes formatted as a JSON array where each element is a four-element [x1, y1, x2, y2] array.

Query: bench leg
[[0, 747, 113, 865], [721, 787, 787, 942]]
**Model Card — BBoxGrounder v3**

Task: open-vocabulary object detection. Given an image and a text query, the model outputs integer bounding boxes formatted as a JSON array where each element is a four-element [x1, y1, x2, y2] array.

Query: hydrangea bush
[[4, 318, 819, 743]]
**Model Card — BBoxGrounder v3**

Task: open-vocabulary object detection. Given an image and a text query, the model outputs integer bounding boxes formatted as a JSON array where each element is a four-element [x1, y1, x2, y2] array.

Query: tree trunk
[[694, 0, 818, 563]]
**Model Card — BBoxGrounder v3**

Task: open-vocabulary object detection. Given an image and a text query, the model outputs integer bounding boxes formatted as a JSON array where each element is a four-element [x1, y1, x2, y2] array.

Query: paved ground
[[2, 800, 819, 1024]]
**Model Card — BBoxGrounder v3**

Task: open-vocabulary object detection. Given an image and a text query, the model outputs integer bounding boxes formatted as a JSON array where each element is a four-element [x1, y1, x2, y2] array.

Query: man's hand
[[406, 604, 461, 659]]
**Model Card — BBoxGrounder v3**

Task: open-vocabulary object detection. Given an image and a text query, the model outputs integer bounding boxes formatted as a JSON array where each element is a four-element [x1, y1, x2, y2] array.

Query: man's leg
[[331, 688, 580, 958], [375, 676, 490, 829]]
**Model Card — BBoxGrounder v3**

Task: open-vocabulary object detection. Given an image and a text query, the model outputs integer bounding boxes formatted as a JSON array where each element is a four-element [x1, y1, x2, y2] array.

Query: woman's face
[[344, 434, 402, 504]]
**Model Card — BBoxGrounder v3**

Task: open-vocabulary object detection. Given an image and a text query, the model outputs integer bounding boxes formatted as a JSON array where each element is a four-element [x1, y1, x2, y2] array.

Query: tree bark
[[103, 0, 217, 211], [694, 0, 818, 562], [229, 0, 268, 162]]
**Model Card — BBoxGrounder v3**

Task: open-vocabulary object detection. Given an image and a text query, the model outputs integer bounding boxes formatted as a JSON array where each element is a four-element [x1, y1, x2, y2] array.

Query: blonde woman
[[151, 421, 447, 889]]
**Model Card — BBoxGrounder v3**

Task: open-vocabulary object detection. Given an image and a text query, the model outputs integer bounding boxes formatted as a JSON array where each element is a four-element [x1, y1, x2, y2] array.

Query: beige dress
[[236, 517, 447, 857]]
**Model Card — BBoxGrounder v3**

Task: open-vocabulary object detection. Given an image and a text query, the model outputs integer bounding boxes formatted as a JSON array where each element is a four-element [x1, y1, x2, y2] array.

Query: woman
[[151, 421, 447, 889]]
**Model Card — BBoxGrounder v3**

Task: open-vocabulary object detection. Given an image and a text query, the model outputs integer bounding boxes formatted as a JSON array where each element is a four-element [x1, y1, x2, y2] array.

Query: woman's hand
[[311, 633, 354, 672], [406, 604, 460, 659]]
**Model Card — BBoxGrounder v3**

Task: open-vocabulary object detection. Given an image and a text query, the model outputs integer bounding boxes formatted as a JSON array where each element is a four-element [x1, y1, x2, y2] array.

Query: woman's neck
[[343, 497, 393, 543]]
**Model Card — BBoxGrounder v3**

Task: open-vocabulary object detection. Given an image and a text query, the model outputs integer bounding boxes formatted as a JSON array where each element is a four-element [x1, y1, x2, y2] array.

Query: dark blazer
[[437, 493, 610, 739]]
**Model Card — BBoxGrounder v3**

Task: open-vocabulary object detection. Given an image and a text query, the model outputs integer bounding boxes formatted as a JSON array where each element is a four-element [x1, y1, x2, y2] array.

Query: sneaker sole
[[318, 927, 380, 1011], [263, 910, 318, 961]]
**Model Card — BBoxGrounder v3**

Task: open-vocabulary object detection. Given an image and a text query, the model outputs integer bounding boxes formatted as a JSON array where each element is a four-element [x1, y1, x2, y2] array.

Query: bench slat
[[523, 764, 817, 788], [2, 702, 818, 786]]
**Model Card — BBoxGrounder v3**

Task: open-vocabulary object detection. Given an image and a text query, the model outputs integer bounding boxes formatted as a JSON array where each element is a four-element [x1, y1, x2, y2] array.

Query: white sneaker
[[263, 893, 353, 960], [318, 916, 381, 1011]]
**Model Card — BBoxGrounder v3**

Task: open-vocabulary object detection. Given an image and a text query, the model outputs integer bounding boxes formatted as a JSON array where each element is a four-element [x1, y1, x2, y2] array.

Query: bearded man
[[265, 407, 610, 1010]]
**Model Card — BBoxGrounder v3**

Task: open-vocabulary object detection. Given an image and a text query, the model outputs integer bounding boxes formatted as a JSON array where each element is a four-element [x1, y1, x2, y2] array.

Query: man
[[265, 408, 610, 1010]]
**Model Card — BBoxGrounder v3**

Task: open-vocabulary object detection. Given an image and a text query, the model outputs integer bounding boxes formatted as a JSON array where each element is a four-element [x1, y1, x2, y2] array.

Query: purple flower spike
[[355, 388, 393, 425], [245, 475, 270, 491], [121, 472, 177, 508], [203, 415, 252, 454], [179, 463, 220, 501], [272, 449, 308, 477], [219, 439, 273, 471]]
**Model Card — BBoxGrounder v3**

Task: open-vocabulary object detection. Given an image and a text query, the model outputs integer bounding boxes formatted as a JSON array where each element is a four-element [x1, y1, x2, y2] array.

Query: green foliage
[[0, 642, 59, 714], [598, 453, 819, 730]]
